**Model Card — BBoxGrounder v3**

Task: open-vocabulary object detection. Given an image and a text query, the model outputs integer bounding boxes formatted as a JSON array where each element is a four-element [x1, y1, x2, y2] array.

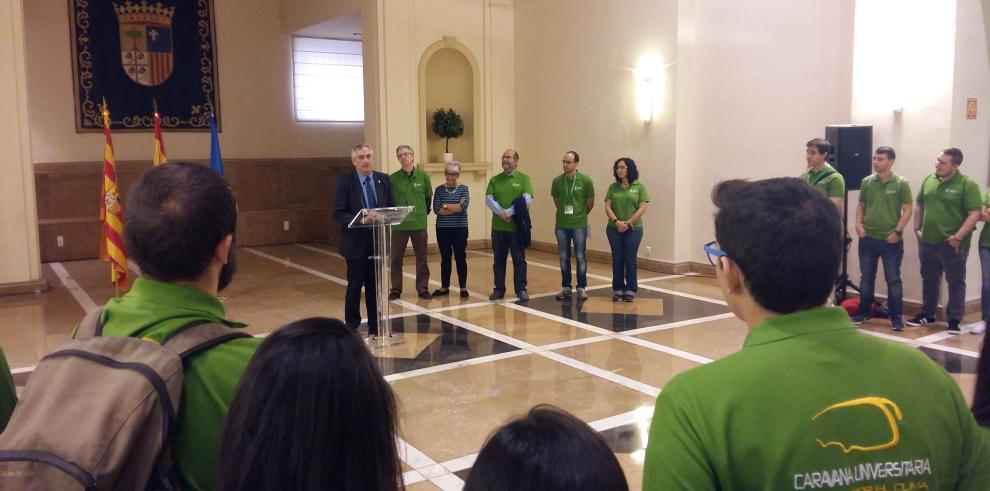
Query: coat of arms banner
[[70, 0, 220, 132]]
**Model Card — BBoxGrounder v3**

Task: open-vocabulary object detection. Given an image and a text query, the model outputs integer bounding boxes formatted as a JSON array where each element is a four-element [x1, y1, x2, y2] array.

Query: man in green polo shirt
[[486, 148, 533, 301], [83, 162, 260, 491], [551, 150, 594, 301], [800, 138, 845, 213], [644, 177, 990, 490], [908, 148, 981, 334], [852, 146, 912, 330], [388, 145, 433, 300]]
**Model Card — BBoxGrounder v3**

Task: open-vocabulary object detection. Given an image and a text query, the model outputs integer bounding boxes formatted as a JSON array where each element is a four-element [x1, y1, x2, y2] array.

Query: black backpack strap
[[162, 322, 252, 361], [811, 169, 837, 187], [74, 307, 106, 339]]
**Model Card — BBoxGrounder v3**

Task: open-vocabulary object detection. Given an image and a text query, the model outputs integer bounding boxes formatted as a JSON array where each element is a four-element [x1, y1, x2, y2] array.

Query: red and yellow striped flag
[[99, 104, 128, 286], [153, 110, 167, 165]]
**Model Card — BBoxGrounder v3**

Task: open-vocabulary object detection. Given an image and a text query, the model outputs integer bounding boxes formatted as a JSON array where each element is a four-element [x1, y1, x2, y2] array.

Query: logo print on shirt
[[811, 397, 903, 453]]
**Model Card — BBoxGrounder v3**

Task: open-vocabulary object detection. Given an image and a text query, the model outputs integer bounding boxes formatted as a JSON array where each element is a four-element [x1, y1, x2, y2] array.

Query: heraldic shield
[[114, 1, 175, 87]]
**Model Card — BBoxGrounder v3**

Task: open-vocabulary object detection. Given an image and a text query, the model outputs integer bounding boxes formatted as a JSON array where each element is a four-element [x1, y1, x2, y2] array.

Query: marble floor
[[0, 243, 983, 490]]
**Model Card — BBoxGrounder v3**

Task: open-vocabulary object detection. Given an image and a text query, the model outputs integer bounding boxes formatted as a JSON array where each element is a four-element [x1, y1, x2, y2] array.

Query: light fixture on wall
[[635, 54, 663, 123]]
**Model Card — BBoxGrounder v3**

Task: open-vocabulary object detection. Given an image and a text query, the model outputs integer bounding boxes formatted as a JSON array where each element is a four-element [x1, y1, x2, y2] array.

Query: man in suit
[[332, 143, 395, 336]]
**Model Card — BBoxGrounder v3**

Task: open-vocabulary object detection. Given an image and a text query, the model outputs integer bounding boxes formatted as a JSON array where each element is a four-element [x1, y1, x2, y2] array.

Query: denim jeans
[[555, 227, 588, 289], [492, 230, 527, 294], [856, 236, 904, 319], [606, 226, 643, 295], [980, 247, 990, 322], [919, 241, 968, 322]]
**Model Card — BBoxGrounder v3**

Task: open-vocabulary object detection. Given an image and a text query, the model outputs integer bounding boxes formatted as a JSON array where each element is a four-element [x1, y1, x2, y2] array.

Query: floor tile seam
[[397, 436, 442, 472], [587, 406, 656, 432], [498, 301, 616, 336], [616, 336, 714, 365], [467, 249, 615, 282], [402, 300, 662, 397], [619, 312, 738, 336], [860, 329, 980, 358], [439, 454, 478, 473], [428, 472, 466, 490], [48, 262, 99, 314], [402, 470, 427, 486], [241, 247, 348, 286], [634, 283, 728, 305], [382, 350, 530, 382], [914, 331, 958, 344]]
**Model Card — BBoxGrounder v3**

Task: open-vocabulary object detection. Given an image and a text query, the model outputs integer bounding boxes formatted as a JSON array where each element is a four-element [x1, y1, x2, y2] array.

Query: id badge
[[564, 205, 575, 215]]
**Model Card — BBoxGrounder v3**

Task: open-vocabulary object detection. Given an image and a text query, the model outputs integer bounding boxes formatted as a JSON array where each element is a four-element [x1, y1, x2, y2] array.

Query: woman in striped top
[[432, 161, 471, 298]]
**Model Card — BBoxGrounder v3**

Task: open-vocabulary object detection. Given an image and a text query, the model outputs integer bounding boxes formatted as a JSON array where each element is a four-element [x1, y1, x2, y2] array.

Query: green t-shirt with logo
[[800, 163, 846, 198], [980, 189, 990, 248], [551, 172, 595, 230], [487, 171, 534, 232], [916, 171, 981, 248], [859, 172, 912, 241], [605, 181, 650, 229], [390, 168, 432, 231], [643, 307, 990, 491]]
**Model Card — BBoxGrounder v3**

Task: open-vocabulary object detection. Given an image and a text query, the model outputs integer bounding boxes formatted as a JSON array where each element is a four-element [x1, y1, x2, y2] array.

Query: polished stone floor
[[0, 243, 982, 490]]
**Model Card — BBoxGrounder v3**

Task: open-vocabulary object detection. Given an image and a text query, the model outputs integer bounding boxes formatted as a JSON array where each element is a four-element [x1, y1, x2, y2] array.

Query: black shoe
[[418, 290, 432, 300], [460, 290, 469, 298], [555, 289, 572, 300], [432, 288, 450, 297], [906, 314, 935, 327], [489, 290, 505, 301], [948, 320, 961, 335], [517, 290, 530, 302], [388, 291, 400, 301]]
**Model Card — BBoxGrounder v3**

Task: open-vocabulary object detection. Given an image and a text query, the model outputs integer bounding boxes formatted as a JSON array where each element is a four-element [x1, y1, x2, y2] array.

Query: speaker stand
[[834, 189, 860, 304]]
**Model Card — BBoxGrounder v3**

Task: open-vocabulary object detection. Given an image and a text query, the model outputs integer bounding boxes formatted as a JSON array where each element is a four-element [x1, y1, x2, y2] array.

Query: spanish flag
[[153, 110, 167, 165], [99, 103, 128, 286]]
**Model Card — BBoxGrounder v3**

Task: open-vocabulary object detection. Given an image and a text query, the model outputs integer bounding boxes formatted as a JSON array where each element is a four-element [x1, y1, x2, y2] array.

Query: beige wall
[[365, 0, 515, 243], [23, 0, 364, 163], [514, 0, 679, 260], [0, 0, 41, 285]]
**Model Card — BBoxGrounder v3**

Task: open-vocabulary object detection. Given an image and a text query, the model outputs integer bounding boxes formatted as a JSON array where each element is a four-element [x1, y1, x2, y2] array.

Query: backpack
[[0, 308, 251, 490]]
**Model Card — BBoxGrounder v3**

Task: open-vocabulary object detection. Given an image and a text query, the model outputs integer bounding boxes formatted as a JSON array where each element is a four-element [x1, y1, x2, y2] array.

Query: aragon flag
[[99, 103, 128, 286], [153, 109, 167, 165]]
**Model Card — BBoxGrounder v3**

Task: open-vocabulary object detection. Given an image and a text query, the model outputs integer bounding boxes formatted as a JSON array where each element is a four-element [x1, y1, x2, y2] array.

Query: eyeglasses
[[703, 241, 727, 267], [561, 160, 575, 165], [445, 172, 460, 176]]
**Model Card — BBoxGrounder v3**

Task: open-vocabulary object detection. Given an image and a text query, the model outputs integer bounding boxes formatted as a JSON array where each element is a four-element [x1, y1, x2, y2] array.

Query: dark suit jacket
[[332, 171, 395, 259]]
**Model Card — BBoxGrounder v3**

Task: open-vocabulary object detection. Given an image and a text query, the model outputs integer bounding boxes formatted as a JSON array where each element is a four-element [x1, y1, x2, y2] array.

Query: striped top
[[432, 184, 470, 228]]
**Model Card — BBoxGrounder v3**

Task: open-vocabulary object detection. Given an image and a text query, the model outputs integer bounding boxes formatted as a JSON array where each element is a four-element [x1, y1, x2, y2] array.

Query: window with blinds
[[292, 37, 364, 122]]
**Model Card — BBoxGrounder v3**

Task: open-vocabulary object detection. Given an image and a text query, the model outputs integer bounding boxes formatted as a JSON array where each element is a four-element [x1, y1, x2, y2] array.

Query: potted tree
[[432, 107, 464, 163]]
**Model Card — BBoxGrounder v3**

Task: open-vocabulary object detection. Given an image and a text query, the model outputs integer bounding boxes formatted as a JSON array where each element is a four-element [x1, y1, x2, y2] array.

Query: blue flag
[[209, 113, 224, 175]]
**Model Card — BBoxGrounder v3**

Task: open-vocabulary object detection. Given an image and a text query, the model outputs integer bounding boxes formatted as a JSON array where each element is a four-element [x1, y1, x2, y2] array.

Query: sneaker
[[622, 295, 635, 303], [555, 289, 572, 300], [576, 288, 589, 300], [612, 293, 623, 302], [489, 290, 505, 301], [971, 321, 986, 334], [948, 320, 961, 335], [850, 314, 871, 325], [460, 290, 470, 298], [905, 314, 935, 327], [890, 317, 904, 332], [517, 290, 530, 302], [388, 291, 400, 301]]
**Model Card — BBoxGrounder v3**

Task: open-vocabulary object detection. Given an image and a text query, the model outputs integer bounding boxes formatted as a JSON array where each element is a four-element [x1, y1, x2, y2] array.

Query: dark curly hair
[[613, 157, 639, 183]]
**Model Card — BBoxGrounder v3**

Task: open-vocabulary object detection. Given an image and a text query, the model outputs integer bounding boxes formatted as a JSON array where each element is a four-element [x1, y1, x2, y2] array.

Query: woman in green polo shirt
[[604, 157, 650, 302]]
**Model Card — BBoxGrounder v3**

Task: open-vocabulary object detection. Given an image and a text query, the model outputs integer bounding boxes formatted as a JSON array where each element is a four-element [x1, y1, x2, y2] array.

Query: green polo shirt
[[980, 189, 990, 248], [487, 171, 534, 232], [89, 277, 260, 491], [800, 163, 846, 198], [551, 172, 595, 229], [916, 171, 981, 248], [605, 181, 650, 228], [390, 167, 432, 231], [859, 172, 912, 241], [644, 306, 990, 490], [0, 350, 15, 433]]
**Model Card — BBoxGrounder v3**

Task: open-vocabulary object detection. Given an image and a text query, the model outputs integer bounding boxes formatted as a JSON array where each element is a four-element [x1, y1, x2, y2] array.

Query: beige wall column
[[0, 0, 44, 293]]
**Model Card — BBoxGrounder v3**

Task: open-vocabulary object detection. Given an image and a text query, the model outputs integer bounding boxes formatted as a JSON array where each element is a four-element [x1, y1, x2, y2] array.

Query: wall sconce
[[635, 54, 663, 123]]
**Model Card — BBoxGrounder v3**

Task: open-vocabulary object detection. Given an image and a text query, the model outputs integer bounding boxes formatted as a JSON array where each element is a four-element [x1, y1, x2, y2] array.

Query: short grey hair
[[351, 143, 372, 157], [395, 144, 414, 157], [444, 161, 462, 174]]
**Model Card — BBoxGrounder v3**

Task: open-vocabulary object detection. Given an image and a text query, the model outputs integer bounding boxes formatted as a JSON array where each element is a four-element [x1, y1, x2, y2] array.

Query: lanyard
[[564, 173, 578, 202]]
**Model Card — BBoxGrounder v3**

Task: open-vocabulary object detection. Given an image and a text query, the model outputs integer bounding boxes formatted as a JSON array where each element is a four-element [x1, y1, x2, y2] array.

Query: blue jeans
[[980, 247, 990, 322], [856, 236, 904, 319], [555, 227, 588, 289], [491, 230, 527, 294], [606, 226, 643, 296]]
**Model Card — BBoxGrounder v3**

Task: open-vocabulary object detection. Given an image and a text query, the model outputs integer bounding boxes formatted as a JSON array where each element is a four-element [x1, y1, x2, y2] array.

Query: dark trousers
[[437, 227, 468, 289], [856, 237, 904, 319], [345, 258, 378, 335], [606, 226, 644, 295], [919, 241, 968, 322], [492, 230, 527, 294], [390, 229, 430, 294]]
